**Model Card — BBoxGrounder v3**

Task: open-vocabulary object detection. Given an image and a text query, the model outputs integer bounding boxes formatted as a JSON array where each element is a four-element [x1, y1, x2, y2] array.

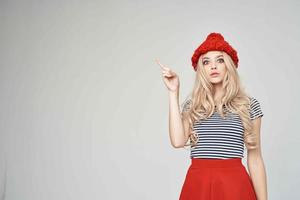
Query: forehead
[[202, 51, 223, 59]]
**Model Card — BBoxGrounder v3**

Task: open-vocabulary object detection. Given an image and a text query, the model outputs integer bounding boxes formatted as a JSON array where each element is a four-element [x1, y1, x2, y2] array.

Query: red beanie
[[191, 32, 239, 71]]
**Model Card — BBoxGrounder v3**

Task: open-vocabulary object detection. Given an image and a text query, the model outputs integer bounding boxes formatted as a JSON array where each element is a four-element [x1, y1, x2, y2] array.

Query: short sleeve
[[180, 98, 192, 113], [250, 97, 264, 120]]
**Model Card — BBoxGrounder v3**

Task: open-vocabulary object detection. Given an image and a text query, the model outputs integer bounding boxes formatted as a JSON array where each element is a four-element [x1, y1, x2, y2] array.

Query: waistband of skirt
[[190, 157, 243, 168]]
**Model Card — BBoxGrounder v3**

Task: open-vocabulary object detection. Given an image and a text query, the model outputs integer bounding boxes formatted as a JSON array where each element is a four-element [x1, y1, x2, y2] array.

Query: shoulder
[[249, 96, 262, 109], [248, 96, 264, 120]]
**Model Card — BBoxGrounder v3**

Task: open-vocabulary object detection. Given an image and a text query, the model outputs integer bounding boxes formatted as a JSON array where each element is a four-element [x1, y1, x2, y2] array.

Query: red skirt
[[179, 158, 257, 200]]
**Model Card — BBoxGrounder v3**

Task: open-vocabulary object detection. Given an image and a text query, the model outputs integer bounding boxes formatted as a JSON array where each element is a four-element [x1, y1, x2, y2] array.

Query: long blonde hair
[[181, 51, 258, 150]]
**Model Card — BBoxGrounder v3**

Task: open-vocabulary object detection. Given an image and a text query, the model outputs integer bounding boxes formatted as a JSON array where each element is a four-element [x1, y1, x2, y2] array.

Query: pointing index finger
[[155, 59, 166, 69]]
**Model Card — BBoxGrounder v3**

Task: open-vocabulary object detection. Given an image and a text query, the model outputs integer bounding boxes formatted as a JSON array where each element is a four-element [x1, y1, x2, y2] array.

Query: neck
[[213, 84, 223, 104]]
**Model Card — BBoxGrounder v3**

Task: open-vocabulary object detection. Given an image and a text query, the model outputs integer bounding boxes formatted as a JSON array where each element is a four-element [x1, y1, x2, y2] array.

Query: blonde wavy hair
[[181, 51, 258, 151]]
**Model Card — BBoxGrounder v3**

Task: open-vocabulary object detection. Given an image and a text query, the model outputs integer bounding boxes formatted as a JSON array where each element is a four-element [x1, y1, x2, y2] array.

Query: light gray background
[[1, 0, 299, 199]]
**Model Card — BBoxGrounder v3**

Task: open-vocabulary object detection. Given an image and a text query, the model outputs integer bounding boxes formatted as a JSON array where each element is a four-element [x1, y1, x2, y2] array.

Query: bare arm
[[247, 117, 268, 200], [156, 59, 190, 148], [168, 90, 190, 148]]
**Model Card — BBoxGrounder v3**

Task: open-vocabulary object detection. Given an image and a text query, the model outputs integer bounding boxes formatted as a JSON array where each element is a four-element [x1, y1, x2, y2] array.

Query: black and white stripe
[[249, 97, 264, 120], [181, 97, 264, 159]]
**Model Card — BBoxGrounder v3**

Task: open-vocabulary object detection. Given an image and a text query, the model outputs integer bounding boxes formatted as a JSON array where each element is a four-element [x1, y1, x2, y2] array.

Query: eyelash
[[202, 58, 224, 65]]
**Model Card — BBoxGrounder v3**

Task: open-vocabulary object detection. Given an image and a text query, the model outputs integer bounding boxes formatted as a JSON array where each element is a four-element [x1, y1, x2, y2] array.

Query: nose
[[210, 64, 217, 70]]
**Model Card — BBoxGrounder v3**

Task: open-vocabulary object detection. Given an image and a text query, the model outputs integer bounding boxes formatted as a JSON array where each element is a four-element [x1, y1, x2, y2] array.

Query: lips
[[210, 72, 219, 76]]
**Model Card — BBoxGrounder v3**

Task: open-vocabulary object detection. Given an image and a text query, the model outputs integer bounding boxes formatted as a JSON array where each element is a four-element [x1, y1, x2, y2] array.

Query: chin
[[211, 82, 222, 85], [210, 78, 223, 84]]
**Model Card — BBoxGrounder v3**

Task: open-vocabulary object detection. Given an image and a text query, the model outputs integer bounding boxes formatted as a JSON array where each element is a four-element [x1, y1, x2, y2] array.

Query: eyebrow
[[202, 55, 224, 60]]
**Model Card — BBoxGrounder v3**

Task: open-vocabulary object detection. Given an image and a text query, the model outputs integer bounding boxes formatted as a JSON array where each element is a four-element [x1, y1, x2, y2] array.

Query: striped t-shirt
[[181, 97, 264, 159]]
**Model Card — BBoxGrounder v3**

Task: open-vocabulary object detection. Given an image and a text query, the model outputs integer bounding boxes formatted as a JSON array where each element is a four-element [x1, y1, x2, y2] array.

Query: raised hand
[[156, 59, 180, 93]]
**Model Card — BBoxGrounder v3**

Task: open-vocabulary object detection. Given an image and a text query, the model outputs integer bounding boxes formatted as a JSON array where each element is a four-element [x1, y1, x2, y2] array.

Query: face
[[200, 51, 227, 85]]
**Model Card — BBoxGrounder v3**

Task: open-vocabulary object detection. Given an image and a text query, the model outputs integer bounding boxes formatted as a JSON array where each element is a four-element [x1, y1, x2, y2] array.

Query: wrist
[[168, 90, 179, 98]]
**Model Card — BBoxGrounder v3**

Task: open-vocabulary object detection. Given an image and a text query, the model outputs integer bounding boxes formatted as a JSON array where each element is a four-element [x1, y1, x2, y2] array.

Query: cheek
[[220, 64, 227, 74], [204, 66, 210, 75]]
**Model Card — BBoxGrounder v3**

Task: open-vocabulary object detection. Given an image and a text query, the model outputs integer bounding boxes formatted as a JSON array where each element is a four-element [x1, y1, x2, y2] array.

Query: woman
[[156, 32, 268, 200]]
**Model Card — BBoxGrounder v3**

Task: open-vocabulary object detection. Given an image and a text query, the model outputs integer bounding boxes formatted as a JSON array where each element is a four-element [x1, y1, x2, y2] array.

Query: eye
[[217, 58, 224, 63], [202, 60, 208, 65]]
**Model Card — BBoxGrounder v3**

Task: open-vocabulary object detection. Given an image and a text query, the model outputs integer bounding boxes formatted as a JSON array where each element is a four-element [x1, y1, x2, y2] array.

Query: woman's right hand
[[155, 59, 180, 93]]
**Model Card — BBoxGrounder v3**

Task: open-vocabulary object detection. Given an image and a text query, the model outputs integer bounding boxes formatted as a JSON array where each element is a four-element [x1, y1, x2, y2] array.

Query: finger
[[162, 71, 170, 75], [160, 63, 168, 71], [161, 67, 171, 74], [162, 69, 169, 74], [162, 71, 172, 77], [155, 59, 164, 68], [164, 66, 171, 71], [162, 73, 171, 78], [169, 70, 176, 76], [156, 59, 168, 70], [164, 69, 173, 75]]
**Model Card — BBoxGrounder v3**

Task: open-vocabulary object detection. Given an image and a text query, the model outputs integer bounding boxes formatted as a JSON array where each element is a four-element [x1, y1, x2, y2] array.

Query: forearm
[[168, 90, 186, 148], [247, 156, 268, 200]]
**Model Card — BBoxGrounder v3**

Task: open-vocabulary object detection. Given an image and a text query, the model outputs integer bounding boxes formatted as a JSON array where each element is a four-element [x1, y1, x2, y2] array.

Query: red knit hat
[[191, 32, 239, 71]]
